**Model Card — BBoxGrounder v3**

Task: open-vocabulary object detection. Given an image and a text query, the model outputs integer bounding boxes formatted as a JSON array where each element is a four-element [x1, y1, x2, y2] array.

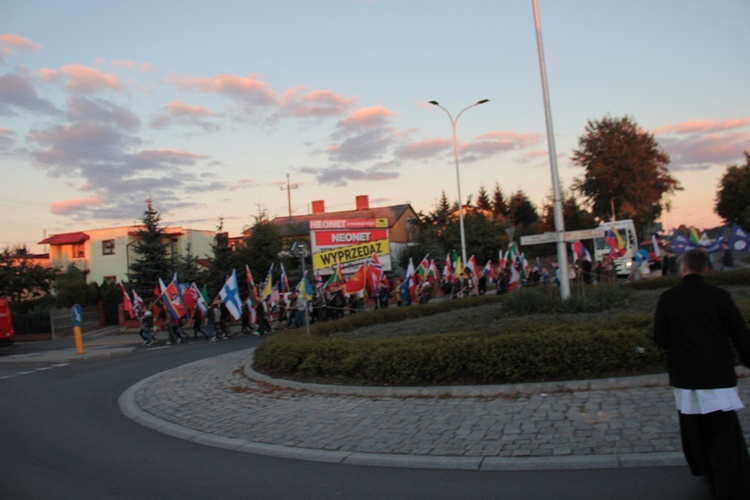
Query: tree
[[539, 189, 597, 233], [204, 217, 235, 297], [476, 184, 492, 211], [239, 216, 283, 293], [491, 182, 508, 220], [0, 246, 57, 304], [571, 115, 681, 232], [715, 151, 750, 229], [508, 190, 539, 228], [127, 199, 174, 298]]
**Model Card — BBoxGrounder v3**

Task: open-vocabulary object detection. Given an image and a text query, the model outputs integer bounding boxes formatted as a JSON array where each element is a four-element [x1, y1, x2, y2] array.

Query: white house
[[39, 225, 215, 284]]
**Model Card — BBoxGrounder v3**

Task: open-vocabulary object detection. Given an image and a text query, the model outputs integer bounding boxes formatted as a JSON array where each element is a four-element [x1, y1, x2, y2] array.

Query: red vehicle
[[0, 297, 15, 347]]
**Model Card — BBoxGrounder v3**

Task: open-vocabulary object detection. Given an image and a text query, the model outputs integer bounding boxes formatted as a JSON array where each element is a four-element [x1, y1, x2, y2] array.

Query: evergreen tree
[[204, 217, 235, 298], [175, 243, 204, 286], [491, 182, 508, 219], [127, 199, 174, 298], [508, 190, 539, 228], [476, 184, 492, 211]]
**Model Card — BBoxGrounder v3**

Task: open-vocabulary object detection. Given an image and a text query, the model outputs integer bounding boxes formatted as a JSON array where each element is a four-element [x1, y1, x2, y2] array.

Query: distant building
[[244, 195, 419, 275], [39, 225, 215, 284]]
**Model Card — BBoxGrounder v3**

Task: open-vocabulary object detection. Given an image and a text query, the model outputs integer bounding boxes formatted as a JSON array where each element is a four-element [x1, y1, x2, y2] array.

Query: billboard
[[310, 218, 391, 273]]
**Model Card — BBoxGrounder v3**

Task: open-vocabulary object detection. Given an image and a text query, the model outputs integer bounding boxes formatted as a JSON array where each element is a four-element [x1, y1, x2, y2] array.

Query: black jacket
[[653, 274, 750, 389]]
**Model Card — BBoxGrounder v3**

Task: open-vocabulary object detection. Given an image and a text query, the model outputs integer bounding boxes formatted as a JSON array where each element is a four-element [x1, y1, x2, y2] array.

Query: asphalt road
[[0, 335, 715, 499]]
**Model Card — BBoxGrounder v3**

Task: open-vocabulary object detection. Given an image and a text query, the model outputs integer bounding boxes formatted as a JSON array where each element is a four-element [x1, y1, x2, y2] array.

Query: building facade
[[39, 226, 215, 284]]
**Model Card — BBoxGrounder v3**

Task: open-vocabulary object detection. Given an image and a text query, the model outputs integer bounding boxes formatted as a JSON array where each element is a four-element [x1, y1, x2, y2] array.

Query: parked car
[[639, 240, 663, 268], [0, 297, 15, 347]]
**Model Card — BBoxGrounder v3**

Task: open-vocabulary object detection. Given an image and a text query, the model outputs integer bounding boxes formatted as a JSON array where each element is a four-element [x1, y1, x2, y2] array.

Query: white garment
[[673, 387, 745, 415]]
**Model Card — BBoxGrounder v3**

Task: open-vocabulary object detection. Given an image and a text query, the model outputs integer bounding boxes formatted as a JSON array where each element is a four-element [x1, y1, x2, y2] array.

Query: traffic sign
[[71, 304, 82, 326], [520, 232, 557, 245], [564, 228, 604, 241]]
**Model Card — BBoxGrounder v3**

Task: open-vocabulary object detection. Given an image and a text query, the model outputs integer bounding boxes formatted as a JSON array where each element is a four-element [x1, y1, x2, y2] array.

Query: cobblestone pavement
[[121, 348, 750, 470]]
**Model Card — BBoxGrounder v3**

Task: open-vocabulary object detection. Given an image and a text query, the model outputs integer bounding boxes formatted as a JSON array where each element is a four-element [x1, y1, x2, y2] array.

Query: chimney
[[312, 200, 325, 214], [355, 195, 369, 211]]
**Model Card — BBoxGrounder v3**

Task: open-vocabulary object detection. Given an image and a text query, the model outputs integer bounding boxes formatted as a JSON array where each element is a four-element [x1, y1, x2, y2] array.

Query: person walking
[[653, 249, 750, 499]]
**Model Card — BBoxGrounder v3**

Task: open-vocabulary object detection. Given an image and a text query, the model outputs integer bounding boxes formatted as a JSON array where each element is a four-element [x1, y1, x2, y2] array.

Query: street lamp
[[428, 99, 490, 268]]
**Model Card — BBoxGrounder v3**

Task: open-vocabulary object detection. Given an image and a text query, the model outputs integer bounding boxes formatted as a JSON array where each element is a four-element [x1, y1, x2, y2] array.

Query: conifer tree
[[127, 198, 174, 298]]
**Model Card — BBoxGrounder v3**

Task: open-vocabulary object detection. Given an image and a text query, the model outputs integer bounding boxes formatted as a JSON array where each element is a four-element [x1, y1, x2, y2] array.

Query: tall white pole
[[429, 100, 489, 268], [532, 0, 570, 300]]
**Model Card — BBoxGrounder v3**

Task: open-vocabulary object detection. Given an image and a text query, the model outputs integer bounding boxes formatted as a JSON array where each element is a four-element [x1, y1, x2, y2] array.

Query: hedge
[[252, 281, 750, 387]]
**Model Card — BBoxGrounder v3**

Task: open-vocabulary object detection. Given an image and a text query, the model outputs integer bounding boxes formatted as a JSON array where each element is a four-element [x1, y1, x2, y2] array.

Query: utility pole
[[280, 174, 299, 217]]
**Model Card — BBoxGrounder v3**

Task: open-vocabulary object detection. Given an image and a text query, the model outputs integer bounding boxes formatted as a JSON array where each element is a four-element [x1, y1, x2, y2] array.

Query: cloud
[[336, 105, 394, 132], [326, 127, 396, 164], [109, 59, 157, 73], [0, 127, 16, 149], [655, 119, 750, 171], [169, 73, 278, 108], [48, 64, 124, 94], [300, 165, 400, 187], [273, 87, 356, 121], [0, 34, 42, 63], [50, 196, 105, 216], [0, 71, 60, 116], [67, 96, 141, 130], [393, 138, 450, 160], [150, 101, 221, 133]]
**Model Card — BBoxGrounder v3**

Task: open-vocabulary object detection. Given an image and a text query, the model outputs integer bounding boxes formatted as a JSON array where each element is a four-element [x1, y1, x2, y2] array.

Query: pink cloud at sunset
[[275, 87, 355, 120], [169, 73, 278, 106], [43, 65, 124, 93], [654, 118, 750, 171], [0, 33, 41, 63], [337, 105, 395, 130], [109, 60, 157, 73], [654, 119, 750, 136], [50, 196, 104, 215]]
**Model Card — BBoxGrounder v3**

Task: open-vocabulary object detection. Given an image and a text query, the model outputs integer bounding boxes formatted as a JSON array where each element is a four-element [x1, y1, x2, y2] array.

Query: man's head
[[681, 249, 708, 275]]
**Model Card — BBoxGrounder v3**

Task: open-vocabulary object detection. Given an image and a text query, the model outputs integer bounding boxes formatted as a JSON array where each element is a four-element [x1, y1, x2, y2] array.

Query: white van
[[592, 220, 639, 277]]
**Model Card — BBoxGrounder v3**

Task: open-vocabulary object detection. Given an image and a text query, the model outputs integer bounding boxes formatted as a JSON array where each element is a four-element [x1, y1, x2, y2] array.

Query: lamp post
[[428, 99, 490, 267]]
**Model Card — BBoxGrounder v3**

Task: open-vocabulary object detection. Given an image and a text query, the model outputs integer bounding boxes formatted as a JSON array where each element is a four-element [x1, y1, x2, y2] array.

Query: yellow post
[[73, 325, 84, 354]]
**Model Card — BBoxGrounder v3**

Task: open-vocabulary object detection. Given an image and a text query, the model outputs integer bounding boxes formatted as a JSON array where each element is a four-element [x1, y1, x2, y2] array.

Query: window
[[102, 239, 115, 255], [72, 243, 85, 259], [169, 238, 178, 260]]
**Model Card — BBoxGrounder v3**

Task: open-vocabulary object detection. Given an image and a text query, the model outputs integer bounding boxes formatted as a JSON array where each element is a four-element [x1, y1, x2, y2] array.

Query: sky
[[2, 0, 749, 254]]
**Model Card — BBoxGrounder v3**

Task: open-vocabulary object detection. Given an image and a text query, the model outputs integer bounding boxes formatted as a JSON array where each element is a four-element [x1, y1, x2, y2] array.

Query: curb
[[118, 351, 689, 471]]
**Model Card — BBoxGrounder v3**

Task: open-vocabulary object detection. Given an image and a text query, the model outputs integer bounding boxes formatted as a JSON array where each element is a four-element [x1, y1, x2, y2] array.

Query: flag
[[261, 263, 274, 299], [183, 283, 197, 314], [366, 254, 384, 294], [189, 282, 207, 313], [344, 262, 367, 295], [132, 289, 145, 317], [670, 229, 700, 254], [499, 249, 507, 270], [279, 263, 289, 294], [508, 262, 520, 291], [416, 254, 430, 276], [467, 255, 478, 277], [159, 277, 186, 319], [606, 223, 626, 257], [729, 223, 750, 252], [298, 271, 314, 301], [689, 227, 701, 244], [200, 284, 210, 304], [443, 253, 454, 279], [405, 258, 419, 302], [483, 260, 496, 282], [120, 283, 135, 319], [571, 241, 592, 262], [651, 234, 662, 258], [325, 262, 345, 287], [219, 269, 243, 320], [428, 259, 440, 283], [245, 264, 255, 287], [454, 256, 463, 278]]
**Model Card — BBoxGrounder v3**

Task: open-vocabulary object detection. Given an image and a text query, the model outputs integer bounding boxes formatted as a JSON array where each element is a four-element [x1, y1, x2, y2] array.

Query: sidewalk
[[0, 326, 143, 364], [120, 348, 750, 471]]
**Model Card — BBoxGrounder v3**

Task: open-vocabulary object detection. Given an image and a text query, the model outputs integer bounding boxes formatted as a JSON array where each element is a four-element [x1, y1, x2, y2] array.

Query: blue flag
[[729, 223, 750, 252], [219, 269, 243, 320]]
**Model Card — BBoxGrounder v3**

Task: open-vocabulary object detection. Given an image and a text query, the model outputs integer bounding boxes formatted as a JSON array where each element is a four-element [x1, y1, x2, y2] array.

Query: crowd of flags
[[119, 222, 750, 321], [669, 223, 750, 255]]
